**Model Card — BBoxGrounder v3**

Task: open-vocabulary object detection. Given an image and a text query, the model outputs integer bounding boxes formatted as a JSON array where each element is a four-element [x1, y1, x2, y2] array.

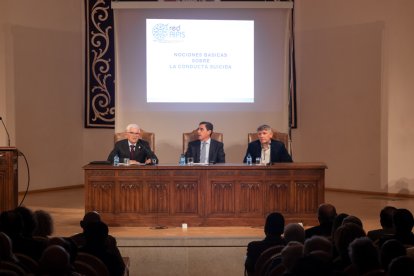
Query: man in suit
[[185, 121, 225, 164], [244, 212, 286, 275], [107, 123, 158, 165], [305, 203, 337, 239], [243, 124, 292, 164]]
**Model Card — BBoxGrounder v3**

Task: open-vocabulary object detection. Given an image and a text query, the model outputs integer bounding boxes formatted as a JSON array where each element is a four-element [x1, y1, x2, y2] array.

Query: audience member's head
[[0, 210, 23, 237], [331, 213, 349, 240], [380, 239, 406, 271], [284, 223, 305, 244], [33, 209, 54, 237], [317, 203, 337, 225], [281, 241, 304, 272], [304, 235, 333, 258], [48, 237, 78, 263], [349, 237, 381, 275], [393, 208, 414, 235], [380, 206, 397, 230], [264, 212, 285, 237], [80, 211, 101, 230], [334, 222, 366, 263], [342, 215, 363, 229], [388, 255, 414, 276], [14, 206, 37, 237], [39, 245, 71, 276]]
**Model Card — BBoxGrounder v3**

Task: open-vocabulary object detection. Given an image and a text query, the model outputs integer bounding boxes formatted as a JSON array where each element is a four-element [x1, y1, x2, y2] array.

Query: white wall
[[1, 0, 113, 191], [293, 0, 414, 194]]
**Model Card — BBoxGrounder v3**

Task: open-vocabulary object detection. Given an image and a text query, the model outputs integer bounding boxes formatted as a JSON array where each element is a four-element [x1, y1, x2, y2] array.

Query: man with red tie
[[107, 123, 158, 165]]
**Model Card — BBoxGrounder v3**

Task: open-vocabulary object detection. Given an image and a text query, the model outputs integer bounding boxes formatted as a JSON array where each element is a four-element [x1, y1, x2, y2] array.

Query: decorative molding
[[85, 0, 115, 128]]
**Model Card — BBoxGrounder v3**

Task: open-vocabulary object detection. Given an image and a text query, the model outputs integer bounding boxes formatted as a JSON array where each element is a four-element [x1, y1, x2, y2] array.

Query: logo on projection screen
[[152, 24, 186, 43]]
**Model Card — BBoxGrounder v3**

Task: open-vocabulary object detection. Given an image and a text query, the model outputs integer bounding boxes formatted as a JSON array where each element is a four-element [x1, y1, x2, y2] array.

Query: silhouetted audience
[[388, 255, 414, 276], [70, 211, 118, 250], [331, 213, 349, 240], [305, 203, 337, 239], [14, 206, 38, 238], [284, 223, 305, 244], [280, 241, 303, 275], [48, 236, 79, 266], [2, 203, 413, 276], [33, 209, 54, 238], [78, 221, 125, 276], [303, 235, 332, 258], [342, 215, 363, 229], [348, 237, 384, 275], [367, 206, 396, 243], [290, 254, 333, 276], [0, 231, 30, 273], [332, 222, 366, 272], [0, 209, 47, 261], [380, 239, 406, 272], [379, 208, 414, 247], [39, 245, 72, 276], [245, 212, 286, 275]]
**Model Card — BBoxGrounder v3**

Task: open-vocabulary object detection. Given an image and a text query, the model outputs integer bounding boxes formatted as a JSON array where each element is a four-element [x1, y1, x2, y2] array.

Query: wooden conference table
[[83, 163, 326, 227]]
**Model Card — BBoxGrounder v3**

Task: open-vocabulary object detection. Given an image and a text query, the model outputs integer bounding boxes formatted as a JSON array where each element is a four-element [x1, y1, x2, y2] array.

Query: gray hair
[[125, 124, 140, 132], [257, 124, 273, 132]]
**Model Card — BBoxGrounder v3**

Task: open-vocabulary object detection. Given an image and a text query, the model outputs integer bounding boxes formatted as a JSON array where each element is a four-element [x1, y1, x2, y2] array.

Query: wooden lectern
[[0, 147, 18, 212]]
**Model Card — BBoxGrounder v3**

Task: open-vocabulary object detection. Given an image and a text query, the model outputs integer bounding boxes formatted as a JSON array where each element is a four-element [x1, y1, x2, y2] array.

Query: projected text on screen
[[146, 19, 254, 103]]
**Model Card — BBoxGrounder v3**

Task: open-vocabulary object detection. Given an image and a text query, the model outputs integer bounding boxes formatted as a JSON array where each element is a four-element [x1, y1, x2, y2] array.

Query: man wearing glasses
[[107, 123, 158, 165]]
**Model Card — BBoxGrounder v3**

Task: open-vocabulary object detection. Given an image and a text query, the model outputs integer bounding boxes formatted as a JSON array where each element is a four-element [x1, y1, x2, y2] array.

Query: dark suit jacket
[[107, 139, 158, 164], [185, 139, 225, 163], [305, 222, 334, 239], [243, 139, 292, 163]]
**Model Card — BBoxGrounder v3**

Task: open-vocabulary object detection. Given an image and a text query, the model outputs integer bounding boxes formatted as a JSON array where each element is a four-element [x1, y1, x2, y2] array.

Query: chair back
[[182, 129, 223, 154], [114, 129, 155, 152], [73, 260, 99, 276], [15, 253, 39, 274], [248, 130, 289, 149], [0, 261, 26, 276], [76, 252, 110, 276], [254, 245, 284, 276]]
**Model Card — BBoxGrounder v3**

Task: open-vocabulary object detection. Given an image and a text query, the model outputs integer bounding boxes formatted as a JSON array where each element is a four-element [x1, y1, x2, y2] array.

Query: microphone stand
[[0, 117, 11, 147]]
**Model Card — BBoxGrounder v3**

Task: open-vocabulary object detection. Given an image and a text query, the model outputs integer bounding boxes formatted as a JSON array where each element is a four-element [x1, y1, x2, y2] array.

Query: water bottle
[[179, 154, 186, 166], [113, 154, 120, 166], [246, 153, 252, 165]]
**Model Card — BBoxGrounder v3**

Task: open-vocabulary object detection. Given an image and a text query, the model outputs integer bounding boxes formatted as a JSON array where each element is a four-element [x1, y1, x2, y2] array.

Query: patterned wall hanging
[[85, 0, 115, 128]]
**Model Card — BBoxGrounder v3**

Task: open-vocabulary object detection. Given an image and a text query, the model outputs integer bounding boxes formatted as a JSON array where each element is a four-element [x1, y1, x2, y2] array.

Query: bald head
[[80, 211, 101, 229], [318, 204, 337, 224]]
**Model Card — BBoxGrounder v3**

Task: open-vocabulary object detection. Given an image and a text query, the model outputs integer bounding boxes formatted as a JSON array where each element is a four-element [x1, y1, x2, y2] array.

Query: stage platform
[[18, 187, 414, 275]]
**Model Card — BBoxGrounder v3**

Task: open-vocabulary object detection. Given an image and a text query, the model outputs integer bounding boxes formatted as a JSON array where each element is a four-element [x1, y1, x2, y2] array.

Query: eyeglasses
[[128, 132, 140, 135]]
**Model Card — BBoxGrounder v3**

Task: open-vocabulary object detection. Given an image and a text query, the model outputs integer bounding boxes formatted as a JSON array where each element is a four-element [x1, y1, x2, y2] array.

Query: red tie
[[130, 145, 135, 160]]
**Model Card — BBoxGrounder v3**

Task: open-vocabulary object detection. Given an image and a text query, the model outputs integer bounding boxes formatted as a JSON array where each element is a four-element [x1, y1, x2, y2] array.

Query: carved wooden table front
[[83, 163, 326, 227]]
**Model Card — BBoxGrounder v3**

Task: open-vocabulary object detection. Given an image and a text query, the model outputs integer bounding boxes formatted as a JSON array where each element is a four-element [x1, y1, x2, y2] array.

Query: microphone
[[0, 116, 11, 147], [137, 140, 156, 164]]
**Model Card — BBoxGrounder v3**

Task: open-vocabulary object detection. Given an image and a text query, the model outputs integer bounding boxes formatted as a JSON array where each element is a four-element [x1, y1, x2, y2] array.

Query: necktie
[[130, 145, 135, 160], [200, 142, 207, 163]]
